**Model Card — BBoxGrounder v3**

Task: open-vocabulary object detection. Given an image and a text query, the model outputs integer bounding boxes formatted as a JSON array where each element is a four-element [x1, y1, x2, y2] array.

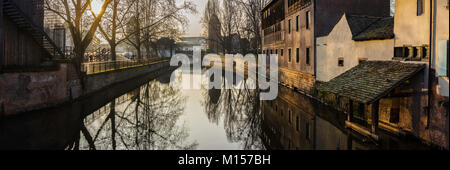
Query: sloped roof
[[346, 15, 394, 41], [316, 61, 425, 104]]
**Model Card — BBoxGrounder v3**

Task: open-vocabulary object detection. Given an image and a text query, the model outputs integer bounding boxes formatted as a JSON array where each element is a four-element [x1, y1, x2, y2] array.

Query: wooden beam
[[0, 0, 3, 68], [371, 100, 380, 134], [348, 99, 354, 122]]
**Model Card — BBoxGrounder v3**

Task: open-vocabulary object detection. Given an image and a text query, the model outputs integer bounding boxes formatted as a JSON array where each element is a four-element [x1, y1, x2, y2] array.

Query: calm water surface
[[0, 68, 432, 150]]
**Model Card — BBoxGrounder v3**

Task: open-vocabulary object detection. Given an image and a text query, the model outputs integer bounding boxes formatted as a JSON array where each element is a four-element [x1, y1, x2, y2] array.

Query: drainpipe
[[427, 0, 435, 129]]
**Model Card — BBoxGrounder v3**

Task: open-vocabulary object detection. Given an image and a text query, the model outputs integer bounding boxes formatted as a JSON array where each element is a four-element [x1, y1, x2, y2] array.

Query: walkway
[[82, 59, 169, 75]]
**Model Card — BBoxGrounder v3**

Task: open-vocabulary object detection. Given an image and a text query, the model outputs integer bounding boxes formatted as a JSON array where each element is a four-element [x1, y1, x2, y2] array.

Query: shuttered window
[[438, 40, 449, 77], [417, 0, 424, 16]]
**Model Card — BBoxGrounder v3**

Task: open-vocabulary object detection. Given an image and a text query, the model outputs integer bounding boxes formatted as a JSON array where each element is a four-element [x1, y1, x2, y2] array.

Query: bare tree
[[203, 0, 266, 54], [44, 0, 113, 84], [233, 0, 268, 53], [125, 0, 196, 60], [97, 0, 136, 64]]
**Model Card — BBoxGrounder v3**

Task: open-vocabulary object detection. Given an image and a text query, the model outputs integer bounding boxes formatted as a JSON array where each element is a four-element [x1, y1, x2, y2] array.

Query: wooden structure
[[317, 61, 426, 140]]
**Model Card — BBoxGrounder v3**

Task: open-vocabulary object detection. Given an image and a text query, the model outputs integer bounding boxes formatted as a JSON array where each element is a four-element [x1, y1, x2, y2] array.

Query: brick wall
[[279, 68, 315, 93]]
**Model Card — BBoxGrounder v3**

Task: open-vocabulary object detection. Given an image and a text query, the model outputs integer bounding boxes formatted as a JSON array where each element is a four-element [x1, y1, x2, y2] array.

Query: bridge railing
[[82, 59, 168, 75]]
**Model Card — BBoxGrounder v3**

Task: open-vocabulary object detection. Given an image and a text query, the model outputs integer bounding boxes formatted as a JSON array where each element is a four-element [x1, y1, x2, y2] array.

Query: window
[[417, 0, 424, 16], [390, 108, 400, 124], [394, 47, 404, 58], [296, 15, 299, 31], [395, 46, 411, 58], [359, 58, 368, 64], [281, 49, 284, 56], [305, 122, 311, 140], [422, 46, 429, 59], [288, 49, 292, 62], [270, 50, 273, 54], [412, 47, 418, 58], [289, 110, 292, 124], [296, 116, 300, 131], [306, 11, 311, 29], [306, 48, 310, 65], [275, 49, 278, 55], [288, 20, 291, 34], [296, 48, 300, 63], [338, 58, 344, 67]]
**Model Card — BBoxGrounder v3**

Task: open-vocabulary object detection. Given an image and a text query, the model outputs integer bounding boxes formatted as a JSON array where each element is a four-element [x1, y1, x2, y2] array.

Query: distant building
[[176, 37, 207, 52], [316, 14, 395, 82], [157, 37, 176, 58], [261, 0, 392, 93]]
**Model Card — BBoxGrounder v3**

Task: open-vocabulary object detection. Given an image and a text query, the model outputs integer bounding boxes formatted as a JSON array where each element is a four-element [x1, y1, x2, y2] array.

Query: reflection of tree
[[74, 80, 197, 150], [202, 76, 265, 150]]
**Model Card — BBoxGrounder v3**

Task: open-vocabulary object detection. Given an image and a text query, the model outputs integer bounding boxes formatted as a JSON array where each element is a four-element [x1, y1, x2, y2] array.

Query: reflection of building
[[316, 14, 395, 82], [261, 0, 391, 93], [261, 86, 432, 150], [207, 13, 222, 53]]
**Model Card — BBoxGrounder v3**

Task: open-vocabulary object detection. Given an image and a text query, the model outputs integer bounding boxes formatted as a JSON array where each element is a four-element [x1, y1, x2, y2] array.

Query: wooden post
[[371, 100, 380, 134], [348, 100, 354, 122], [0, 0, 4, 68]]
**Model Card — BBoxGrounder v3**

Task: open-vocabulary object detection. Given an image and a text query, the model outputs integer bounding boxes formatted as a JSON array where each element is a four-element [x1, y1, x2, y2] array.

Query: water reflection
[[260, 86, 432, 150], [202, 73, 264, 150], [0, 68, 433, 150], [76, 80, 197, 150]]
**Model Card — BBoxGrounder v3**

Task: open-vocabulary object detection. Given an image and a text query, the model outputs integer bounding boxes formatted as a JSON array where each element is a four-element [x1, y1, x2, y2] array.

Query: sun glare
[[90, 0, 103, 15]]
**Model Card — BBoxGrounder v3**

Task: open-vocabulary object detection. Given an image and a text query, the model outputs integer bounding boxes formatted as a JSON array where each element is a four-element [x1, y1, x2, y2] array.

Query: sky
[[184, 0, 208, 37]]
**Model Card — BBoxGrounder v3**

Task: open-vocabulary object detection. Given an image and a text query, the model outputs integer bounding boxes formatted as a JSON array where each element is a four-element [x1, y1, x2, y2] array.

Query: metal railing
[[82, 59, 168, 75]]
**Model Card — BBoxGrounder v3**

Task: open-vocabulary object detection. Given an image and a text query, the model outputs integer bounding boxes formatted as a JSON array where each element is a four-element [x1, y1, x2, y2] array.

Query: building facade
[[1, 0, 45, 67], [392, 0, 449, 148], [261, 0, 391, 93], [316, 14, 395, 82]]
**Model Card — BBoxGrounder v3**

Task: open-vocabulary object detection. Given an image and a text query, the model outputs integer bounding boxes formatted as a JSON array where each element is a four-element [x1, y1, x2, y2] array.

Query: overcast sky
[[184, 0, 208, 37]]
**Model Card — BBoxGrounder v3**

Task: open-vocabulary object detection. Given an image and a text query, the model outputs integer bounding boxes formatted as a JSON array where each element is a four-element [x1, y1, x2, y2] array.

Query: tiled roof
[[346, 15, 394, 41], [316, 61, 425, 104]]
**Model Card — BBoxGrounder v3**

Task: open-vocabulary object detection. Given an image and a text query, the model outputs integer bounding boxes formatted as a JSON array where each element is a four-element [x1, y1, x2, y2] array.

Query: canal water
[[0, 67, 433, 150]]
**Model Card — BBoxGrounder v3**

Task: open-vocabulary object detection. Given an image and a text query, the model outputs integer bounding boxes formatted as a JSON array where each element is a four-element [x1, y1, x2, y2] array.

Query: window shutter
[[417, 0, 424, 16], [437, 40, 449, 77]]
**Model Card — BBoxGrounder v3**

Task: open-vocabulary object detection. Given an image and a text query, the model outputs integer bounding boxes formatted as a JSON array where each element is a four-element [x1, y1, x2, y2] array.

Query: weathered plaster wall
[[394, 0, 431, 47], [316, 15, 394, 82], [433, 0, 449, 97], [283, 5, 315, 76]]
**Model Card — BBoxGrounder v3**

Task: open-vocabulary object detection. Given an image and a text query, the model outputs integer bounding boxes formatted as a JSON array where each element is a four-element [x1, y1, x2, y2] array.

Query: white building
[[316, 14, 395, 82]]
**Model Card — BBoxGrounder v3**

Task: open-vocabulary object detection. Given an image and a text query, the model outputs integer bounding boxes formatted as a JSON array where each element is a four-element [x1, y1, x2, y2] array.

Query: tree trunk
[[73, 46, 86, 89], [110, 44, 117, 68]]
